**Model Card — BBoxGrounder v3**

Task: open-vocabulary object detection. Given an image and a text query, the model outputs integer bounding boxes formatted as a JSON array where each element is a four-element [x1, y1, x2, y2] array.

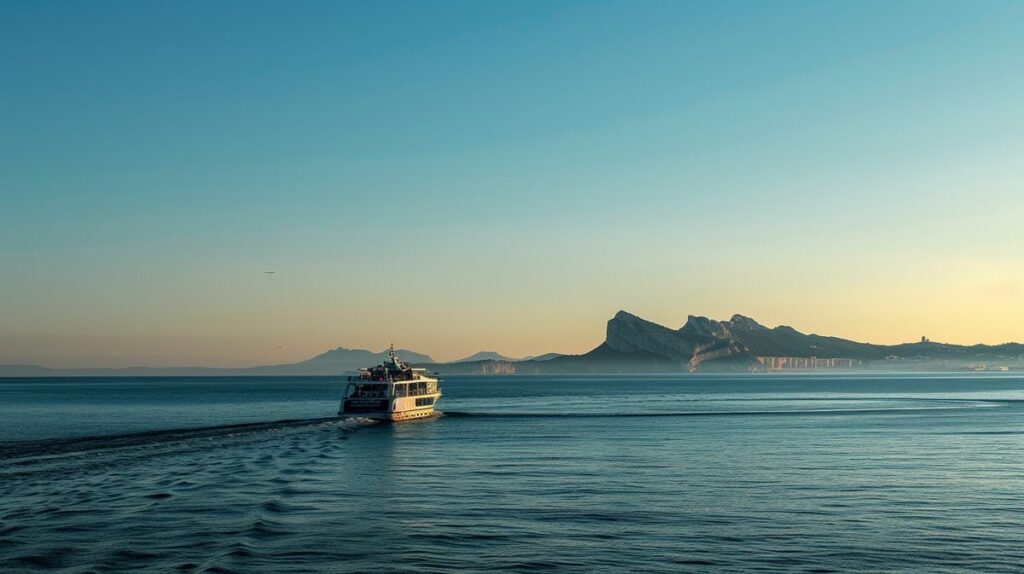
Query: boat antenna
[[389, 342, 395, 360]]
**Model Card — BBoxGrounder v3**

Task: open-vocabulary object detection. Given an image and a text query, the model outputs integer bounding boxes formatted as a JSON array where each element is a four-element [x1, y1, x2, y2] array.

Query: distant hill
[[522, 352, 564, 361], [453, 351, 521, 363], [451, 351, 566, 363], [0, 347, 435, 377], [241, 347, 435, 375]]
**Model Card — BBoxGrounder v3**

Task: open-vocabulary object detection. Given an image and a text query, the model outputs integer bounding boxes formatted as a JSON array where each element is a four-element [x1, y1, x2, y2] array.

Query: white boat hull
[[340, 391, 442, 422]]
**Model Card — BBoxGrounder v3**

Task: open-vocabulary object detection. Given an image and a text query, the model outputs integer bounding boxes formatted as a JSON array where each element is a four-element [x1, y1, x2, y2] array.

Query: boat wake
[[0, 416, 378, 465]]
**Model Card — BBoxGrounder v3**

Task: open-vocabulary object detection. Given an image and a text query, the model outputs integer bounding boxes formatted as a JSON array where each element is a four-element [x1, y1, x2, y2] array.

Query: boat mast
[[388, 342, 395, 386]]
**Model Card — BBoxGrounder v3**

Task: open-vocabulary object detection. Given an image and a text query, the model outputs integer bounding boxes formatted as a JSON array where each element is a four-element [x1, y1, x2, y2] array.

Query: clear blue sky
[[3, 0, 1023, 366]]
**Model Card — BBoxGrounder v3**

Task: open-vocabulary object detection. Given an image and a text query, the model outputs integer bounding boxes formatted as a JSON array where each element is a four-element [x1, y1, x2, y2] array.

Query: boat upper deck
[[356, 344, 436, 382]]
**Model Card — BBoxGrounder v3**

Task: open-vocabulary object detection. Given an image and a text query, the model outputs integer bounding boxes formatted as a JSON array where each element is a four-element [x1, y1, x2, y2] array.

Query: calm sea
[[2, 374, 1024, 573]]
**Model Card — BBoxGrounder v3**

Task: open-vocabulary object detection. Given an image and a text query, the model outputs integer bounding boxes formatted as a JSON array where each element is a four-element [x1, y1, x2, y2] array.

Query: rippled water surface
[[3, 374, 1024, 572]]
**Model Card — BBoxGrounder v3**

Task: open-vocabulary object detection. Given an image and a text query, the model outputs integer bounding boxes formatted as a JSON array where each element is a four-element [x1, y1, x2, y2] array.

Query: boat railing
[[349, 381, 438, 397], [348, 376, 438, 399], [393, 381, 439, 398]]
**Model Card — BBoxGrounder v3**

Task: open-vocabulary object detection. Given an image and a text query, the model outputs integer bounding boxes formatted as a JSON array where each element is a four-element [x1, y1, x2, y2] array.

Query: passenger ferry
[[339, 345, 442, 421]]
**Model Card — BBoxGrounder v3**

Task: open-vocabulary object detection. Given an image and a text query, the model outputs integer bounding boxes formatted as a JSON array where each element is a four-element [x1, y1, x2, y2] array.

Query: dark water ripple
[[2, 375, 1024, 572]]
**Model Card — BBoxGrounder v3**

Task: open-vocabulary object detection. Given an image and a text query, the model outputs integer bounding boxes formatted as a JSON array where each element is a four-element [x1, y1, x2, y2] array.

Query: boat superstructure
[[339, 345, 442, 421]]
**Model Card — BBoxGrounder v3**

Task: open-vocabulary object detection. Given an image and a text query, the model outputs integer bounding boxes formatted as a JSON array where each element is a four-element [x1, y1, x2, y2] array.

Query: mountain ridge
[[424, 310, 1024, 374], [3, 311, 1023, 376]]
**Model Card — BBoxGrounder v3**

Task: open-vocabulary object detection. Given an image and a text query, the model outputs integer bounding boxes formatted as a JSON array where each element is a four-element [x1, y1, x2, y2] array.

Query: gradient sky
[[3, 0, 1023, 367]]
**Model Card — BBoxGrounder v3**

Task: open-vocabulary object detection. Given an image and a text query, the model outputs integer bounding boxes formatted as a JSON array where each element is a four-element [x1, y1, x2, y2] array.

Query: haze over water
[[3, 374, 1024, 572]]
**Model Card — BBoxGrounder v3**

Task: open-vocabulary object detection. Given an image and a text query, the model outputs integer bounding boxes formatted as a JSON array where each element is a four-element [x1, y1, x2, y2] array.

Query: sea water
[[2, 374, 1024, 572]]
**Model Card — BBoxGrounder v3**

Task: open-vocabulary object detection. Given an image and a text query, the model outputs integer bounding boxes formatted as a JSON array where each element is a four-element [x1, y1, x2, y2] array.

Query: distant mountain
[[0, 347, 435, 377], [5, 313, 1023, 377], [427, 311, 1024, 374], [242, 347, 434, 375], [0, 364, 60, 377], [680, 314, 884, 360], [453, 351, 521, 363], [522, 352, 564, 361], [451, 351, 565, 363]]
